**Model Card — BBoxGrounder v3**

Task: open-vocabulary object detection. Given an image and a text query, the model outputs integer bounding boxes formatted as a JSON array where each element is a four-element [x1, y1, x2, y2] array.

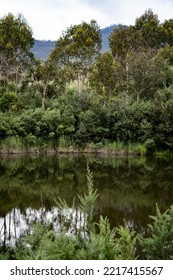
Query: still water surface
[[0, 154, 173, 247]]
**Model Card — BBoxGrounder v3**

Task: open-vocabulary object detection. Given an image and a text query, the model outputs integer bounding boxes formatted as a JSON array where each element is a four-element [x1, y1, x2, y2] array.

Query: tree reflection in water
[[0, 154, 173, 249], [0, 206, 86, 247]]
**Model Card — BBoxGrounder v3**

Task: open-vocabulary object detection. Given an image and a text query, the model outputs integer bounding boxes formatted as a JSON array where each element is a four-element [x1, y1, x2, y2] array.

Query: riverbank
[[0, 147, 142, 156], [0, 139, 148, 156], [0, 140, 172, 157]]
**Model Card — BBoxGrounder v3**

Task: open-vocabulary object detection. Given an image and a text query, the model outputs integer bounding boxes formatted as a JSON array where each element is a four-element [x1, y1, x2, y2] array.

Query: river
[[0, 154, 173, 248]]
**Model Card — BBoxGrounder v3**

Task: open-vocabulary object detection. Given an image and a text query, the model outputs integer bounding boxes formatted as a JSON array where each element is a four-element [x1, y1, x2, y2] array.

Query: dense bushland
[[0, 89, 173, 152], [1, 10, 173, 153]]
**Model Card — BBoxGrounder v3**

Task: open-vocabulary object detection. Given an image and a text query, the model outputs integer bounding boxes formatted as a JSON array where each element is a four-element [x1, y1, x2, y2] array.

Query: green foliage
[[78, 163, 98, 222], [0, 136, 24, 152], [109, 25, 141, 59], [75, 109, 99, 144], [15, 217, 117, 260], [0, 252, 9, 260], [0, 90, 173, 151], [0, 11, 173, 153], [89, 51, 118, 96], [0, 92, 21, 111], [127, 143, 147, 155], [134, 9, 161, 48], [1, 9, 173, 260], [53, 20, 101, 63], [140, 205, 173, 259], [108, 9, 173, 104], [50, 20, 101, 92], [0, 13, 34, 94], [15, 223, 51, 260], [36, 232, 79, 260], [85, 216, 117, 259], [124, 49, 168, 101], [116, 226, 137, 260]]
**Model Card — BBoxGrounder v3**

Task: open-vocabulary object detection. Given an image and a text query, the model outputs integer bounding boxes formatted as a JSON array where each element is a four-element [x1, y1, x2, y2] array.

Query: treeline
[[0, 91, 173, 152], [0, 10, 173, 152]]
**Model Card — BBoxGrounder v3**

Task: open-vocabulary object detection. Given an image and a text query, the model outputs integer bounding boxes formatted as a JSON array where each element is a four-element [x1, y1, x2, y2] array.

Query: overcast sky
[[0, 0, 173, 40]]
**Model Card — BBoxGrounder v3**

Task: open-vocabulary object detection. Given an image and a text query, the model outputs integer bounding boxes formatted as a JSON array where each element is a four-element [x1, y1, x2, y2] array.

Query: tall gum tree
[[89, 51, 119, 97], [109, 9, 173, 101], [50, 20, 102, 93], [0, 13, 34, 94]]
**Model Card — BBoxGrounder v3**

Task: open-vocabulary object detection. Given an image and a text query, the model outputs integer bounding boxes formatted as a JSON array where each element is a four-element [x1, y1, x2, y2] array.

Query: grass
[[104, 141, 125, 151], [156, 150, 173, 158], [0, 137, 171, 157], [0, 136, 55, 154], [0, 136, 24, 153], [127, 143, 147, 155], [93, 141, 147, 156]]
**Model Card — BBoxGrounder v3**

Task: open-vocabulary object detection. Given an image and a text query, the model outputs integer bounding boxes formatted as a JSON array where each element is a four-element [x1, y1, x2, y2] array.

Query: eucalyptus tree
[[109, 26, 142, 98], [33, 59, 55, 108], [110, 9, 173, 58], [123, 49, 168, 101], [50, 20, 102, 92], [161, 19, 173, 46], [89, 51, 119, 96], [108, 10, 173, 100], [31, 56, 74, 108], [134, 9, 161, 49], [109, 25, 142, 61], [0, 13, 34, 94]]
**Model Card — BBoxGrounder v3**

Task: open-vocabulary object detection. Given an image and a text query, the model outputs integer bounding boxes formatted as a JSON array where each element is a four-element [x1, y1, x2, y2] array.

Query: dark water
[[0, 154, 173, 248]]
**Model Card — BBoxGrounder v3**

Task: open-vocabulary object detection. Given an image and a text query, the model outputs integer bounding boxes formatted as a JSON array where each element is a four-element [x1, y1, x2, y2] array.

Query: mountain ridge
[[31, 24, 117, 60]]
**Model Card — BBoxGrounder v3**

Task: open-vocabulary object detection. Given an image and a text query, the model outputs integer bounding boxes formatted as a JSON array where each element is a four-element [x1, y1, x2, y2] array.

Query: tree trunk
[[136, 91, 140, 102], [77, 71, 82, 93], [42, 83, 47, 109], [6, 70, 9, 94], [125, 61, 129, 96], [15, 65, 19, 94]]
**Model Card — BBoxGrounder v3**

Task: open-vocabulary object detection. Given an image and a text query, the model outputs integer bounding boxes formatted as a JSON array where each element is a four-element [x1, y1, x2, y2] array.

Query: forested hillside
[[31, 25, 117, 60], [31, 40, 56, 60]]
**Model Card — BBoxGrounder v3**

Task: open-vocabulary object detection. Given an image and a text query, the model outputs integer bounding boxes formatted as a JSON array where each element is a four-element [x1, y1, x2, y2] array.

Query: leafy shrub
[[0, 92, 21, 112], [140, 205, 173, 259]]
